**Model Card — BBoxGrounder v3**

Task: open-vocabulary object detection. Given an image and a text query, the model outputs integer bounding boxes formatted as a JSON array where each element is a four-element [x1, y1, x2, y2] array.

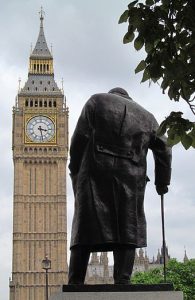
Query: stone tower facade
[[86, 253, 113, 284], [9, 10, 68, 300]]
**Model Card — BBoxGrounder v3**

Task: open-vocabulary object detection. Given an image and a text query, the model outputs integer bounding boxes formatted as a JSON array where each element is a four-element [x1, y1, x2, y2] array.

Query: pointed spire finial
[[145, 249, 148, 258], [18, 77, 21, 91], [30, 7, 52, 60], [15, 96, 18, 107], [61, 78, 64, 92], [39, 6, 45, 26], [184, 246, 189, 263]]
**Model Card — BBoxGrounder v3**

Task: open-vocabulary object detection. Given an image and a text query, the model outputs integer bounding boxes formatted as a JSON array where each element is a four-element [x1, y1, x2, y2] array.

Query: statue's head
[[108, 87, 129, 97]]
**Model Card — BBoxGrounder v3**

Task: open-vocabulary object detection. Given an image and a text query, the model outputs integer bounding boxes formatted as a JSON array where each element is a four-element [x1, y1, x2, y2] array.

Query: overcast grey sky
[[0, 1, 195, 299]]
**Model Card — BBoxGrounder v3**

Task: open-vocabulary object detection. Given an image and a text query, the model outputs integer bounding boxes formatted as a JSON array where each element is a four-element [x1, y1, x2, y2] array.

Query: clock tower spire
[[10, 10, 68, 300], [28, 7, 54, 75]]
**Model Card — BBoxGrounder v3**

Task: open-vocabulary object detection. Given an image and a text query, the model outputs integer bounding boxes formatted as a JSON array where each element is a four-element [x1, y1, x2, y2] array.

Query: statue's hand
[[156, 185, 168, 195]]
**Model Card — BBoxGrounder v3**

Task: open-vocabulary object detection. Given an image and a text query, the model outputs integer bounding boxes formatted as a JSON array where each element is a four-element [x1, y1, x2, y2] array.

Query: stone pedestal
[[49, 284, 183, 300]]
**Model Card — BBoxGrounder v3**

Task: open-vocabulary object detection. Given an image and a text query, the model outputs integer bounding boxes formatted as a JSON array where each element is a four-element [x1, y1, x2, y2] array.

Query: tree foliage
[[119, 0, 195, 149], [132, 259, 195, 300]]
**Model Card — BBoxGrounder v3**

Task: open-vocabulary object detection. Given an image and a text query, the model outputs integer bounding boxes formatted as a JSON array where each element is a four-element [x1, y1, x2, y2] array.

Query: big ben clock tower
[[10, 9, 68, 300]]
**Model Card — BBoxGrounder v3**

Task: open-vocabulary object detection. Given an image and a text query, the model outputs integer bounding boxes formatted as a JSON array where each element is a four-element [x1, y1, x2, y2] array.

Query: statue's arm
[[69, 98, 95, 176], [149, 118, 172, 193]]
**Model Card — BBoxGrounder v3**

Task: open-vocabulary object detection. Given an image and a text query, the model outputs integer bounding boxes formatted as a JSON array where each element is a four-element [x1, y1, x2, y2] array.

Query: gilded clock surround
[[24, 114, 57, 144]]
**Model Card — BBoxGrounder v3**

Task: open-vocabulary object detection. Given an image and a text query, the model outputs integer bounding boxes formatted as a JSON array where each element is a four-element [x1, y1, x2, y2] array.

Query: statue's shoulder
[[86, 93, 111, 107]]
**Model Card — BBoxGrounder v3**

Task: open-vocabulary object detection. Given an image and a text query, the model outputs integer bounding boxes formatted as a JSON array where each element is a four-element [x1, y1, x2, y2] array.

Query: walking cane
[[161, 194, 167, 283]]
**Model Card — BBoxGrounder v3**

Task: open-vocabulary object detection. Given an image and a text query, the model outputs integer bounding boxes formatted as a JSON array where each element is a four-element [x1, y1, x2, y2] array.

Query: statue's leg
[[68, 246, 90, 284], [113, 246, 135, 284]]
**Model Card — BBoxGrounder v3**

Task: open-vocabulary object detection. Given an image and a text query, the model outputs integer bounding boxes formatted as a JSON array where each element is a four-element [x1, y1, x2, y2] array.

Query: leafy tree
[[131, 267, 163, 284], [119, 0, 195, 149], [132, 259, 195, 300]]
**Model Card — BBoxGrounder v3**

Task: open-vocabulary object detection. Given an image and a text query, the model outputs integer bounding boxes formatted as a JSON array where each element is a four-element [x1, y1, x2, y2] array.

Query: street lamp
[[42, 255, 51, 300]]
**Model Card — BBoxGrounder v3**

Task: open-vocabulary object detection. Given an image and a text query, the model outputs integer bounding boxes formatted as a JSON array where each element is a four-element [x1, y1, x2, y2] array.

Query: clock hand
[[38, 125, 45, 141], [40, 130, 43, 141], [38, 126, 47, 132]]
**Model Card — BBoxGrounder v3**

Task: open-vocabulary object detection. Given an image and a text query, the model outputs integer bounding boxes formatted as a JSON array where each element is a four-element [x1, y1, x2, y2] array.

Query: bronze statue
[[68, 88, 172, 284]]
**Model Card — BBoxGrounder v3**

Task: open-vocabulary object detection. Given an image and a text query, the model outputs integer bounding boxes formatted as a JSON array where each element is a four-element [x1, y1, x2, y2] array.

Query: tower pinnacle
[[20, 9, 62, 95], [30, 8, 52, 59], [183, 247, 189, 263], [39, 6, 45, 25]]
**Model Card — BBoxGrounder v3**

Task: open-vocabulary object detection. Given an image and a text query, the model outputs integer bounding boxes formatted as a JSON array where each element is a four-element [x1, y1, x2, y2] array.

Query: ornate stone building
[[133, 248, 150, 273], [9, 10, 68, 300], [85, 246, 192, 284], [86, 245, 171, 284], [86, 253, 113, 284]]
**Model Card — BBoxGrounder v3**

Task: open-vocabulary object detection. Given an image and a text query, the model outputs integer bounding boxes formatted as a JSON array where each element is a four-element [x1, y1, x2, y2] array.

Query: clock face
[[26, 115, 55, 143]]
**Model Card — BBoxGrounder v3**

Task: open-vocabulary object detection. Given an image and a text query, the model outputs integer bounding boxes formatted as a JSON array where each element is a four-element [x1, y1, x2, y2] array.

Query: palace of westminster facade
[[9, 10, 190, 300]]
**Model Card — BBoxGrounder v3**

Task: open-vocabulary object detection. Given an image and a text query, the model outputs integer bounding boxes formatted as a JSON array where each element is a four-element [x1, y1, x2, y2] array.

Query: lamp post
[[42, 255, 51, 300]]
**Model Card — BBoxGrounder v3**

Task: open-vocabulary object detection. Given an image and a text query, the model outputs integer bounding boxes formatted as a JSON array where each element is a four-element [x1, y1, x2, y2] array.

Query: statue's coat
[[69, 91, 171, 251]]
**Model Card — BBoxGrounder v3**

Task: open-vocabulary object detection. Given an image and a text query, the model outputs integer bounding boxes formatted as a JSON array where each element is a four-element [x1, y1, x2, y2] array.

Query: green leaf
[[148, 61, 162, 80], [123, 32, 135, 44], [135, 60, 146, 74], [181, 134, 193, 150], [188, 128, 195, 148], [167, 134, 181, 146], [129, 8, 143, 28], [141, 69, 150, 82], [134, 36, 144, 50], [151, 77, 159, 83], [154, 38, 161, 47], [168, 86, 176, 100], [161, 78, 170, 92], [127, 24, 135, 36], [146, 0, 154, 6], [192, 138, 195, 148], [157, 121, 167, 136], [118, 10, 129, 24], [128, 0, 138, 8], [145, 42, 153, 53], [181, 84, 191, 101]]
